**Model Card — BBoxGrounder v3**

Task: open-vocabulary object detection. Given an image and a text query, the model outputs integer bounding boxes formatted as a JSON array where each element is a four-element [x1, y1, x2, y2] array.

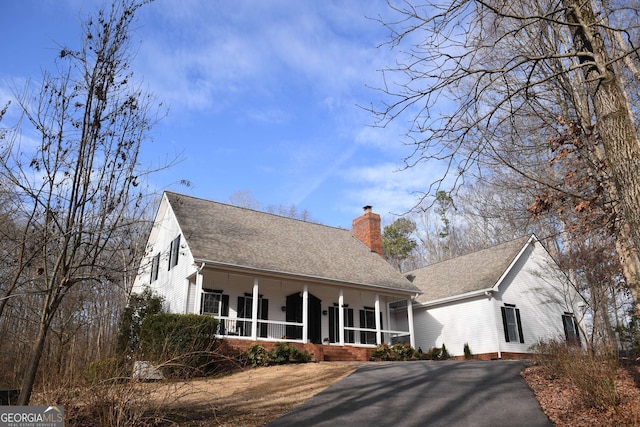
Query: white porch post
[[194, 269, 204, 315], [302, 285, 309, 342], [338, 289, 345, 346], [375, 294, 382, 345], [251, 278, 259, 340], [407, 298, 415, 348]]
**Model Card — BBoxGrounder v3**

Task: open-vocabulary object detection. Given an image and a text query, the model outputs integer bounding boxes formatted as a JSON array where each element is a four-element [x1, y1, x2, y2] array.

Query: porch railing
[[215, 317, 305, 342], [213, 317, 410, 346], [343, 326, 411, 346]]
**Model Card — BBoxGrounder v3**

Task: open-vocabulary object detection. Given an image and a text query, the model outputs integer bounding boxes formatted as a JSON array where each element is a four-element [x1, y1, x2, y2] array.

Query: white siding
[[413, 239, 583, 357], [132, 194, 196, 313], [493, 241, 582, 353], [413, 296, 497, 356]]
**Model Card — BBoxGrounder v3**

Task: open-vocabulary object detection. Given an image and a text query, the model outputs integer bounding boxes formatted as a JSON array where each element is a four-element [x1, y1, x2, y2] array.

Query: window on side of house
[[200, 289, 228, 316], [168, 235, 180, 270], [562, 312, 581, 346], [149, 253, 160, 283], [501, 304, 524, 343]]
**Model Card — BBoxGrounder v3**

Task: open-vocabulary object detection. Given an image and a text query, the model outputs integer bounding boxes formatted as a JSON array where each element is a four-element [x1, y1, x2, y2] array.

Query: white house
[[133, 192, 583, 361], [132, 192, 420, 361], [401, 235, 585, 359]]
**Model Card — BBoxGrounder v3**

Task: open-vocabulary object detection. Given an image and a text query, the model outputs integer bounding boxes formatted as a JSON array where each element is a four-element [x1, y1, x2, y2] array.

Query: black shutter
[[562, 315, 570, 341], [237, 296, 245, 318], [359, 310, 366, 344], [260, 298, 269, 337], [221, 295, 229, 316], [515, 308, 524, 343], [501, 307, 510, 342], [328, 307, 336, 343]]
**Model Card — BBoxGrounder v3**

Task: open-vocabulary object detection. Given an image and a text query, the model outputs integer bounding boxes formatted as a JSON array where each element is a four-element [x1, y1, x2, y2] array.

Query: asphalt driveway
[[267, 360, 553, 427]]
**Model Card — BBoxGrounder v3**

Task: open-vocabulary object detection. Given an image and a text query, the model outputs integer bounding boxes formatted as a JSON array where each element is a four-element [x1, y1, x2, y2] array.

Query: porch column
[[407, 298, 415, 348], [338, 289, 345, 346], [251, 278, 259, 340], [302, 285, 309, 343], [375, 294, 382, 345], [194, 268, 204, 315]]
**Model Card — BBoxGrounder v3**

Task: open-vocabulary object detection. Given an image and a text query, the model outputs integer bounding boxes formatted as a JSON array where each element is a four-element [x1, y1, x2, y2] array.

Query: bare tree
[[371, 0, 640, 304], [0, 0, 162, 404]]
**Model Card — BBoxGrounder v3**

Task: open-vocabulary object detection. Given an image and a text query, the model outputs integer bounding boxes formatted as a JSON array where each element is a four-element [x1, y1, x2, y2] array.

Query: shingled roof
[[406, 235, 533, 304], [164, 192, 419, 294]]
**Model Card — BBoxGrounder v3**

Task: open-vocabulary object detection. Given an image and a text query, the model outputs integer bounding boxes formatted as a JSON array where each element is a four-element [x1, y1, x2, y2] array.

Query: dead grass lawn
[[150, 363, 356, 426]]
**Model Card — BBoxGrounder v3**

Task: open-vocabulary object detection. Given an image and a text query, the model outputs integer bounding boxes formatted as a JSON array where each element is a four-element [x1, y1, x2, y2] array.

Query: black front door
[[285, 292, 322, 343]]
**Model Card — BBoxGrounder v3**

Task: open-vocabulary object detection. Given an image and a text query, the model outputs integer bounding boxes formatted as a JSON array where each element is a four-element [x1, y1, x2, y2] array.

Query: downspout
[[193, 263, 206, 315], [487, 290, 502, 359]]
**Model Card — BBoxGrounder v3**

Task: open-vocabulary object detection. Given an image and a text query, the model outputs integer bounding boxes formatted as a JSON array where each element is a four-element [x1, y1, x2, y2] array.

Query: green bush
[[440, 343, 450, 360], [243, 343, 312, 367], [371, 343, 419, 361], [425, 347, 441, 360], [117, 287, 165, 359], [463, 343, 472, 360], [270, 343, 312, 364], [139, 313, 219, 378]]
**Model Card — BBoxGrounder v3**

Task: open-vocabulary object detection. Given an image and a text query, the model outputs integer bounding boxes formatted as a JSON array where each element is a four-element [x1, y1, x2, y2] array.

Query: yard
[[67, 360, 640, 426]]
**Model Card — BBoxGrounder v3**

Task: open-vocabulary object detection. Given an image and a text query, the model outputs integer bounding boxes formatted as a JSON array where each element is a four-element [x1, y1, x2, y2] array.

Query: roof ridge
[[164, 191, 348, 231], [406, 234, 531, 273]]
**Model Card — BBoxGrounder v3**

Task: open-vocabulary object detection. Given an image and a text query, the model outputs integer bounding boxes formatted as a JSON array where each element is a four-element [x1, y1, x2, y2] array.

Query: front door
[[285, 292, 322, 343]]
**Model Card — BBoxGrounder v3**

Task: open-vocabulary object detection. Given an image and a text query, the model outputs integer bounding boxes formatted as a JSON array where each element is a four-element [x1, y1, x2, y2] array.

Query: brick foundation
[[218, 340, 372, 362]]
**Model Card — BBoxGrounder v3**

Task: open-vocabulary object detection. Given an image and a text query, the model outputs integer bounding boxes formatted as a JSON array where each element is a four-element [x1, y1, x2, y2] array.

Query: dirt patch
[[150, 363, 356, 426], [522, 362, 640, 427]]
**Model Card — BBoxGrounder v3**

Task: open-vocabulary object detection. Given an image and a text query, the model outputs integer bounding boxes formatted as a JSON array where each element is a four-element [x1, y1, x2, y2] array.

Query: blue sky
[[1, 0, 441, 229]]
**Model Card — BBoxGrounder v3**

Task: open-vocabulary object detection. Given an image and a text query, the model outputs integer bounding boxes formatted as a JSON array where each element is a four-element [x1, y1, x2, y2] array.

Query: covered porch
[[186, 266, 416, 348]]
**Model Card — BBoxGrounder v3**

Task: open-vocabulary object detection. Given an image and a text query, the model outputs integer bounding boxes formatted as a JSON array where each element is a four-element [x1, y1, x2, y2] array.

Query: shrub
[[440, 343, 450, 360], [139, 313, 219, 378], [86, 357, 127, 385], [117, 287, 165, 359], [425, 347, 440, 360], [270, 343, 312, 364], [463, 343, 472, 360], [532, 339, 618, 409], [371, 343, 419, 361], [243, 343, 312, 367]]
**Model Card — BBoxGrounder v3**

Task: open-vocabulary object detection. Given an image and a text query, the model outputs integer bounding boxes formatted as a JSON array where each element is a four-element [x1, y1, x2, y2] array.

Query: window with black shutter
[[562, 313, 581, 346], [149, 253, 160, 283], [501, 304, 524, 343], [168, 235, 180, 270]]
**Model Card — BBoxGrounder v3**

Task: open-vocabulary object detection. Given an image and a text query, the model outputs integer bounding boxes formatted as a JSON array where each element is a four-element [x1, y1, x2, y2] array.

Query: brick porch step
[[322, 346, 370, 362]]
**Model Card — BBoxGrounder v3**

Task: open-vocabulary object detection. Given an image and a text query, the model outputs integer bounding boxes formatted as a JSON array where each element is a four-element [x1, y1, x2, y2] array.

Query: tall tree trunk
[[564, 0, 640, 257], [18, 311, 53, 405]]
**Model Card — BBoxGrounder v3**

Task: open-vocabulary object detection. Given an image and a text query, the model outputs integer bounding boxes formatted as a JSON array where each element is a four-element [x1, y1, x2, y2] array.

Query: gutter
[[192, 258, 422, 297], [417, 288, 495, 308]]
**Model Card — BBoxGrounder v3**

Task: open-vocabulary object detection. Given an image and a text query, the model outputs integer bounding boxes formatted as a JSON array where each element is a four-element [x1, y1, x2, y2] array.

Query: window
[[201, 289, 229, 334], [359, 307, 381, 345], [200, 289, 228, 316], [149, 253, 160, 283], [168, 235, 180, 270], [501, 304, 524, 343], [562, 313, 581, 345]]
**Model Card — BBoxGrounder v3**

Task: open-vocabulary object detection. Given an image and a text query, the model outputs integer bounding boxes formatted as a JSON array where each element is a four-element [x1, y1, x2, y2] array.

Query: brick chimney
[[352, 205, 383, 256]]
